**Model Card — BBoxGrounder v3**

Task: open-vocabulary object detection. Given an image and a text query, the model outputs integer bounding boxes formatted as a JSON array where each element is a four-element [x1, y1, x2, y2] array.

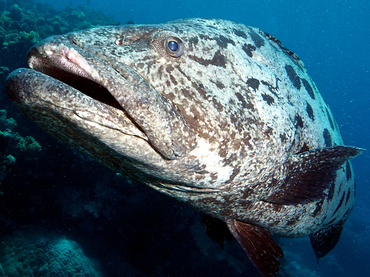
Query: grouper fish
[[5, 18, 362, 276]]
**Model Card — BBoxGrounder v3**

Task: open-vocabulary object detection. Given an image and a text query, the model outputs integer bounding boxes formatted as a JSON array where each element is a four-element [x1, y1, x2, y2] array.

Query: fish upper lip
[[26, 36, 197, 160], [25, 37, 148, 139]]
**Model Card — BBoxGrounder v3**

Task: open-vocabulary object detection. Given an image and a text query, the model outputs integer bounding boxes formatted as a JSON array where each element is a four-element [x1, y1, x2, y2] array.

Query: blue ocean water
[[1, 0, 369, 276]]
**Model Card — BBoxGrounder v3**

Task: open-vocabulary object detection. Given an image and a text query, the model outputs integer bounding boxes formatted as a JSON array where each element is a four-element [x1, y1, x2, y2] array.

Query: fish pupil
[[168, 40, 179, 52]]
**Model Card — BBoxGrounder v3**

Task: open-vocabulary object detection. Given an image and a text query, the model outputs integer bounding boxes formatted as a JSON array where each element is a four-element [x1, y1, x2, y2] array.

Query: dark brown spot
[[297, 143, 310, 154], [242, 44, 256, 57], [345, 189, 351, 205], [313, 201, 323, 216], [166, 65, 174, 72], [249, 28, 265, 48], [242, 135, 252, 150], [338, 180, 343, 193], [180, 88, 192, 100], [199, 34, 212, 41], [263, 125, 273, 139], [216, 35, 236, 48], [262, 93, 274, 105], [326, 108, 335, 130], [169, 74, 178, 86], [306, 102, 314, 120], [210, 173, 218, 181], [192, 82, 210, 103], [261, 80, 279, 97], [178, 68, 192, 82], [247, 78, 260, 90], [323, 128, 332, 147], [212, 97, 224, 112], [302, 78, 315, 99], [166, 92, 176, 102], [188, 36, 199, 48], [294, 114, 304, 128], [218, 148, 229, 158], [285, 65, 301, 89], [234, 29, 248, 39], [333, 194, 345, 215], [189, 50, 227, 68], [156, 64, 164, 78], [223, 153, 237, 166], [328, 182, 335, 201], [212, 80, 225, 89], [345, 161, 352, 181], [228, 166, 241, 183], [280, 133, 287, 144], [235, 92, 249, 109]]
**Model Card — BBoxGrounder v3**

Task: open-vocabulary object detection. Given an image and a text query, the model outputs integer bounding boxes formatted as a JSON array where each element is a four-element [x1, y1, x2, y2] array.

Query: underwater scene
[[0, 0, 369, 276]]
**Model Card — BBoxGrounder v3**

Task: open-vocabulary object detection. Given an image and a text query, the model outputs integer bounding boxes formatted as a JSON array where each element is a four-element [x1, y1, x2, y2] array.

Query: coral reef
[[0, 128, 41, 152], [0, 154, 15, 185], [0, 229, 103, 277], [0, 109, 41, 187]]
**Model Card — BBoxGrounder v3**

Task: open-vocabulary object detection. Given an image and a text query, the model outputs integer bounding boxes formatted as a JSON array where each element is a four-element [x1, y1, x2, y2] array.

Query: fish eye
[[152, 30, 184, 61], [168, 40, 178, 52], [165, 37, 184, 57]]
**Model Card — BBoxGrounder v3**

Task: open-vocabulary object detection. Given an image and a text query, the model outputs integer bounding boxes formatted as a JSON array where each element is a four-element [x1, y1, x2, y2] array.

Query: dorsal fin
[[265, 146, 363, 205], [227, 220, 283, 277]]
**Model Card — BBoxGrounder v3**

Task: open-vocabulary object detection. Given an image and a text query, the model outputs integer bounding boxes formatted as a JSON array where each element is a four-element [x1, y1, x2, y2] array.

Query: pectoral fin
[[265, 146, 363, 205], [201, 214, 234, 249], [227, 220, 283, 277]]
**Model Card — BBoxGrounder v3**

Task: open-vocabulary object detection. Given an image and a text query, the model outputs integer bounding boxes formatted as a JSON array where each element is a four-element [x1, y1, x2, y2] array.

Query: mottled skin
[[5, 19, 362, 276]]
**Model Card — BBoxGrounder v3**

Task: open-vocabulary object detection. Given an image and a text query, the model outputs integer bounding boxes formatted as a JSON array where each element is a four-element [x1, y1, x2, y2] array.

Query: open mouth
[[26, 36, 149, 116], [6, 35, 196, 160], [28, 47, 125, 112]]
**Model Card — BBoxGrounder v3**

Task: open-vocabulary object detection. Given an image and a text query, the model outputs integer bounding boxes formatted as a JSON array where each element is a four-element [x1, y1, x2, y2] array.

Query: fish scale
[[5, 18, 362, 276]]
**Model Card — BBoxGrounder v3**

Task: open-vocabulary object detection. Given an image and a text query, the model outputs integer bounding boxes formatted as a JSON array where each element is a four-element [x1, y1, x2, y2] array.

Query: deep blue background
[[28, 0, 370, 276]]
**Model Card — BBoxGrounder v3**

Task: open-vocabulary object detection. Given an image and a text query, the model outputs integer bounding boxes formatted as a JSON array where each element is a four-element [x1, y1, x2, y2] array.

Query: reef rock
[[0, 229, 103, 277]]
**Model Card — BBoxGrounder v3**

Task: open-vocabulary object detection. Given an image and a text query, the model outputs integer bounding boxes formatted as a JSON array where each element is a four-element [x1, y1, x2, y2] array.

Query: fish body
[[5, 19, 362, 276]]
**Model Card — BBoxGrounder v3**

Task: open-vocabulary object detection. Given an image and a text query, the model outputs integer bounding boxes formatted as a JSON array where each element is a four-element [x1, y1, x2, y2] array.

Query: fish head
[[6, 19, 294, 191]]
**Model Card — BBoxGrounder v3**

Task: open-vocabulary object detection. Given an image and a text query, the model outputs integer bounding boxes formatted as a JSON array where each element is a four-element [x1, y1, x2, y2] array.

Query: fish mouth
[[6, 35, 196, 160]]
